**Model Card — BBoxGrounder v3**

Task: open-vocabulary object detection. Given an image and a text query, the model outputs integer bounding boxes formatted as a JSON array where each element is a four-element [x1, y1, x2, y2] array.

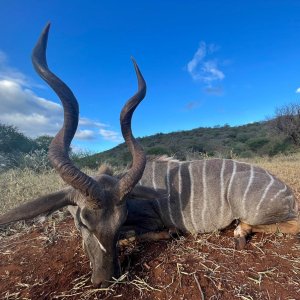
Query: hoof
[[234, 236, 247, 250]]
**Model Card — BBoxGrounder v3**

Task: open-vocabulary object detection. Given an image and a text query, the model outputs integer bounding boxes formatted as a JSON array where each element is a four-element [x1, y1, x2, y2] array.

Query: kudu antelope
[[1, 25, 300, 288], [0, 24, 147, 287]]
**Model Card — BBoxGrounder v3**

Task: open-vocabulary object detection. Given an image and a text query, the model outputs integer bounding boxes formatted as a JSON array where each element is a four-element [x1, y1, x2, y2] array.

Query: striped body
[[138, 158, 298, 234]]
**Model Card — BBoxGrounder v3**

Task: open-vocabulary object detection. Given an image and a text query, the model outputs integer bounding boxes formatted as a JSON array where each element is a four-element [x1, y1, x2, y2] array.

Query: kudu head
[[0, 23, 146, 287]]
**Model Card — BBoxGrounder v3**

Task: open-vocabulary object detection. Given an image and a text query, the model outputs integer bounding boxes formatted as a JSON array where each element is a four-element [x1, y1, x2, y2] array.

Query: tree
[[0, 123, 35, 153], [34, 135, 53, 151], [272, 103, 300, 145]]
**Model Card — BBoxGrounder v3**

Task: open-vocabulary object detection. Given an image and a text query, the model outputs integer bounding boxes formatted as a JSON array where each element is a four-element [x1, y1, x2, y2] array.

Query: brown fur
[[234, 217, 300, 250], [98, 164, 114, 176], [251, 218, 300, 234], [118, 229, 175, 246]]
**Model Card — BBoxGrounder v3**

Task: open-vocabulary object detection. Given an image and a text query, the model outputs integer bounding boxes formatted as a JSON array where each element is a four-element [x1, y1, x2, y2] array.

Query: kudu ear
[[0, 189, 73, 226]]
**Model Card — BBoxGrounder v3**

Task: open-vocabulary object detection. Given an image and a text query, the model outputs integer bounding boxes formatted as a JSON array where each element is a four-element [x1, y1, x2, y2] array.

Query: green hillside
[[77, 121, 296, 168], [2, 120, 297, 171]]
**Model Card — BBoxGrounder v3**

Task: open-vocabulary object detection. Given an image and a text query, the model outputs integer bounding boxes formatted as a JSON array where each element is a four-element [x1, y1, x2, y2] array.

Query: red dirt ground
[[0, 216, 299, 300]]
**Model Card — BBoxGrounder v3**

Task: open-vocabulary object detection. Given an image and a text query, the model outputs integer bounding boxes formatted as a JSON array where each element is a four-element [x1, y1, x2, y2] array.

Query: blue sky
[[0, 1, 300, 152]]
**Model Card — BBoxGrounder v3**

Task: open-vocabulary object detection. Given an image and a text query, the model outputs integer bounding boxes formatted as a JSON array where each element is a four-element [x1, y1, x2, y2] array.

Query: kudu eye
[[81, 210, 89, 222], [79, 221, 89, 230], [78, 208, 93, 229]]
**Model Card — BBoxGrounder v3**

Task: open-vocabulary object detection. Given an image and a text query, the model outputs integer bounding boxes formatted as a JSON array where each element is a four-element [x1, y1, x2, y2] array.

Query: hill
[[77, 121, 296, 168]]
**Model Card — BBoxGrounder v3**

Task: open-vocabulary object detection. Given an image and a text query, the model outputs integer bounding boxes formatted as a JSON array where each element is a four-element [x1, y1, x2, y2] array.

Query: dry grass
[[0, 167, 99, 235], [0, 167, 99, 215]]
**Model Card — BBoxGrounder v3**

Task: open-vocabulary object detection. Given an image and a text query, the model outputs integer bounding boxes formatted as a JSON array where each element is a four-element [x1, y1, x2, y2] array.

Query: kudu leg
[[119, 229, 175, 246], [234, 217, 300, 250], [137, 230, 173, 242], [234, 222, 252, 250], [251, 218, 300, 235]]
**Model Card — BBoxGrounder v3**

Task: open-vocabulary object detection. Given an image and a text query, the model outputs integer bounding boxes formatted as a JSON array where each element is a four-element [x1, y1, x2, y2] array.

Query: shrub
[[239, 150, 255, 158], [0, 124, 35, 154], [146, 146, 170, 156], [246, 137, 270, 152], [18, 149, 51, 172]]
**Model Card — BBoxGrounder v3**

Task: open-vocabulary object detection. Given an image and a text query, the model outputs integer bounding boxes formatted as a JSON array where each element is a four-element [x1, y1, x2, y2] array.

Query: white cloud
[[187, 41, 225, 88], [75, 129, 97, 140], [0, 50, 122, 143], [187, 41, 207, 75], [0, 79, 63, 137], [296, 87, 300, 93], [99, 128, 123, 142], [79, 117, 108, 128]]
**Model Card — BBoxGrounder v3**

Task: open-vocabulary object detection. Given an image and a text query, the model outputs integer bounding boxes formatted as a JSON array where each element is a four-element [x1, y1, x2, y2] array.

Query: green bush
[[0, 124, 35, 154], [146, 146, 170, 156], [246, 137, 270, 152], [267, 140, 293, 156], [232, 142, 247, 154], [239, 150, 255, 158]]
